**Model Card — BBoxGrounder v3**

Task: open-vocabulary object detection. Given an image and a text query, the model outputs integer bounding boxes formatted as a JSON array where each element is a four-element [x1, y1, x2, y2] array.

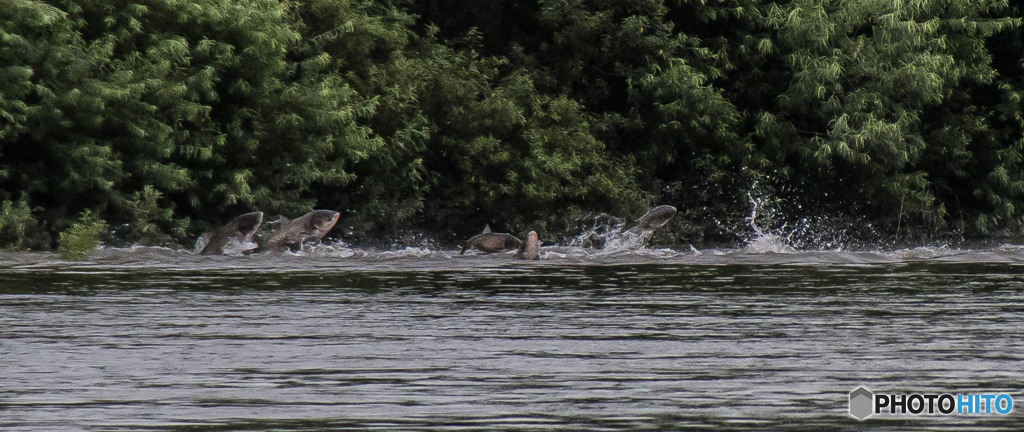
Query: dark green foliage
[[2, 0, 1024, 250], [0, 197, 47, 250], [294, 0, 647, 240], [1, 0, 380, 247], [758, 0, 1022, 236]]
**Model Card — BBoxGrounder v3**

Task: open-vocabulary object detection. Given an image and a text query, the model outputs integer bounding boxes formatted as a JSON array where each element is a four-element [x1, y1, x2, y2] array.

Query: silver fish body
[[260, 210, 340, 252], [620, 205, 677, 233], [461, 225, 522, 254], [514, 231, 540, 260], [199, 212, 264, 255]]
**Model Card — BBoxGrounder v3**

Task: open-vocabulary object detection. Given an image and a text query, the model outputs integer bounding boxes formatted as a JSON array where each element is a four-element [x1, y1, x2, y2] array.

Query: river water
[[2, 245, 1023, 430]]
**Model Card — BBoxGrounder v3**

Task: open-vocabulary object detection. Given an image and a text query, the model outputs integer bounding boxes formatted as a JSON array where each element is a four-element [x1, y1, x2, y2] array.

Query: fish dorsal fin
[[482, 224, 491, 234]]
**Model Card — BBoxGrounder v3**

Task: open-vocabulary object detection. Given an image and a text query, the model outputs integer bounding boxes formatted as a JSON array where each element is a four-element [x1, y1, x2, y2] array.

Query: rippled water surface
[[2, 246, 1023, 430]]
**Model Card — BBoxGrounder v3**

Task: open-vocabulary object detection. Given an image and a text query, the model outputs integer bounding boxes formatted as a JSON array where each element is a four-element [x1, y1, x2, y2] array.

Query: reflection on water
[[1, 247, 1024, 430]]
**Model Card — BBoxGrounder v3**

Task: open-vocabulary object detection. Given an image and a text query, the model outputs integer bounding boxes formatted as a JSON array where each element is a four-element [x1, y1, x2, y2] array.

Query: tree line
[[1, 0, 1023, 250]]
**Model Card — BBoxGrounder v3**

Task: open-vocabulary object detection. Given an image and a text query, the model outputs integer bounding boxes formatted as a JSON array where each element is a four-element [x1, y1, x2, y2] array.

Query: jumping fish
[[258, 209, 340, 252], [514, 230, 540, 260], [199, 211, 264, 255], [460, 225, 522, 255], [620, 205, 677, 233]]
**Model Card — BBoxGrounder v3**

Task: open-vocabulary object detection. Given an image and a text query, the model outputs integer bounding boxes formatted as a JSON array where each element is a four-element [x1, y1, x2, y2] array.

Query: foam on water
[[602, 230, 656, 252], [222, 239, 258, 255], [290, 242, 356, 258], [6, 242, 1024, 273], [374, 246, 446, 259], [192, 235, 257, 255]]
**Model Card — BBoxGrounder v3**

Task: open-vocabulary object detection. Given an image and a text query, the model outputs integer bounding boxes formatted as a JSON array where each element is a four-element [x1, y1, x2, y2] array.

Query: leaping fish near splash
[[198, 212, 264, 255], [460, 225, 522, 255], [255, 210, 340, 253], [514, 230, 540, 260], [620, 205, 677, 233]]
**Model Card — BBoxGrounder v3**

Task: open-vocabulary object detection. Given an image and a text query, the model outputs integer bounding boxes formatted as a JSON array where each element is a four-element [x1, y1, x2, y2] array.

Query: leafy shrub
[[57, 211, 107, 260]]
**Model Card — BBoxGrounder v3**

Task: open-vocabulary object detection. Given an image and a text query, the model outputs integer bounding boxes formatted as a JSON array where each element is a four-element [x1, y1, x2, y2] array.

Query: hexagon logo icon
[[849, 387, 874, 420]]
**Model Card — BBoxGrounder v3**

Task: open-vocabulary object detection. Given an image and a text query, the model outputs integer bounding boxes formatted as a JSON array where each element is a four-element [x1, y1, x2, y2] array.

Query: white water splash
[[602, 230, 656, 252], [567, 212, 665, 253], [376, 247, 444, 259], [221, 239, 258, 256], [568, 213, 624, 248], [290, 242, 356, 258], [741, 183, 872, 252], [191, 234, 257, 255], [745, 190, 796, 253], [18, 241, 1024, 270], [193, 234, 209, 254]]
